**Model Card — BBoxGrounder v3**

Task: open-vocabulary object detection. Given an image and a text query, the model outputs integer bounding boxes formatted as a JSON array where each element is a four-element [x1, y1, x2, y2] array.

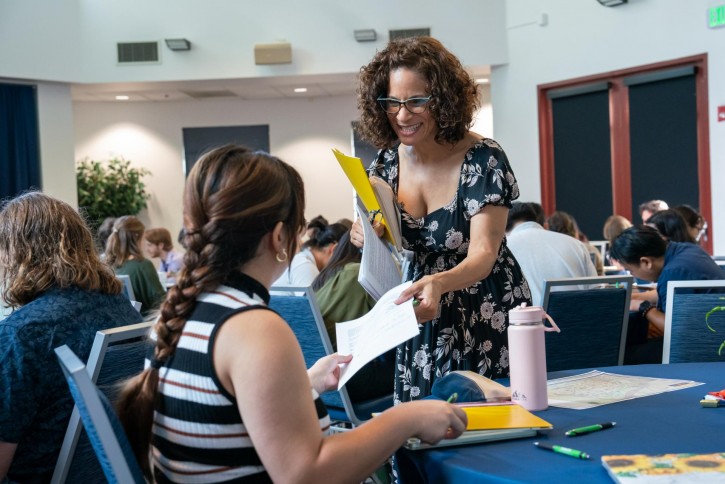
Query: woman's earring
[[275, 249, 288, 263]]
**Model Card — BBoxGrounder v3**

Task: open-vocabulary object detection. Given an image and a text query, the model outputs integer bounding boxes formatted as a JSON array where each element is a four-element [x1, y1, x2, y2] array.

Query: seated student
[[143, 227, 184, 283], [506, 202, 597, 306], [672, 204, 708, 244], [0, 193, 141, 483], [646, 209, 695, 243], [609, 225, 725, 362], [312, 231, 394, 401], [273, 222, 348, 287], [116, 145, 466, 483], [547, 211, 604, 275], [95, 216, 116, 255], [638, 199, 668, 223], [602, 215, 633, 267], [106, 216, 166, 317]]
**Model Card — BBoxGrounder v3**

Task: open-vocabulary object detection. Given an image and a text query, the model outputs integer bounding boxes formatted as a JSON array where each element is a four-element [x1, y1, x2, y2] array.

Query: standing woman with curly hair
[[116, 145, 466, 483], [0, 193, 141, 482], [106, 215, 166, 316], [352, 37, 531, 402]]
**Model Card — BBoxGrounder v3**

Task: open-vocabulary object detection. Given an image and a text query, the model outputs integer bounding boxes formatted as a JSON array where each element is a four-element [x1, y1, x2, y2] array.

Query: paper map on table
[[547, 371, 703, 410]]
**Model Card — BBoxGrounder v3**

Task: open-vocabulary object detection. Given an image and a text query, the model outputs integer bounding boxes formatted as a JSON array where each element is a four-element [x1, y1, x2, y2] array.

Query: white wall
[[73, 90, 493, 249], [493, 0, 725, 254]]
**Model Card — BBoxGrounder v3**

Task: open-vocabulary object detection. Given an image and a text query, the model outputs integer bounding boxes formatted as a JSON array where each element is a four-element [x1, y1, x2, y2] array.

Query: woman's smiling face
[[386, 68, 437, 146]]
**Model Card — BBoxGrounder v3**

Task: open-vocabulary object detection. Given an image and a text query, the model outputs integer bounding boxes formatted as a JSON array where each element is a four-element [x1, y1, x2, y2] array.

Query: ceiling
[[71, 68, 490, 102]]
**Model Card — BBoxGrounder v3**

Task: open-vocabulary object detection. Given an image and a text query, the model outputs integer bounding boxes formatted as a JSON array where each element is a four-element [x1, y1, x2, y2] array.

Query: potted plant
[[705, 297, 725, 356], [76, 157, 151, 230]]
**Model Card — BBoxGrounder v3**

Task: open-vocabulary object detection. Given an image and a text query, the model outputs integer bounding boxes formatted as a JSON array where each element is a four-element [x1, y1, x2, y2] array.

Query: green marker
[[534, 442, 590, 460], [446, 392, 458, 403], [412, 298, 421, 307], [565, 422, 615, 437]]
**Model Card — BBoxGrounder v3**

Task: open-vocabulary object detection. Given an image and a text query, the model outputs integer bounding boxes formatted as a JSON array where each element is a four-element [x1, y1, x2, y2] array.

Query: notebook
[[404, 403, 552, 450], [601, 453, 725, 483]]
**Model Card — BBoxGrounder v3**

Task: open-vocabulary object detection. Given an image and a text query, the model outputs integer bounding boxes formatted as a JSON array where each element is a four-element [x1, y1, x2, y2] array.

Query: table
[[396, 362, 725, 483]]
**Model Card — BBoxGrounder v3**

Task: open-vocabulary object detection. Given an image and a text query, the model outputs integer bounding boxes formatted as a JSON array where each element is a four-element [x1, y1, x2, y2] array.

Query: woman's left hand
[[307, 353, 353, 394], [395, 275, 443, 323]]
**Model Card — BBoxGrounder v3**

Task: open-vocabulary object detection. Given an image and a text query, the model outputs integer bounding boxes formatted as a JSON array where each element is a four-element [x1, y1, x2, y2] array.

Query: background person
[[547, 211, 603, 275], [106, 216, 166, 316], [638, 199, 669, 223], [116, 145, 466, 483], [273, 222, 347, 287], [646, 209, 695, 243], [0, 193, 140, 483], [144, 227, 184, 284], [673, 204, 707, 244], [353, 36, 531, 401]]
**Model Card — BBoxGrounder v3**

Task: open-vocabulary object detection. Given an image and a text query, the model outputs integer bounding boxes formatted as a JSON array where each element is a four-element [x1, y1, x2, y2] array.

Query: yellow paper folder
[[462, 404, 553, 431]]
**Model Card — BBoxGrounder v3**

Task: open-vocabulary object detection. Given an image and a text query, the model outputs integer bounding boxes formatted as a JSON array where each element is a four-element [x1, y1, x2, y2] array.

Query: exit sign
[[709, 5, 725, 28]]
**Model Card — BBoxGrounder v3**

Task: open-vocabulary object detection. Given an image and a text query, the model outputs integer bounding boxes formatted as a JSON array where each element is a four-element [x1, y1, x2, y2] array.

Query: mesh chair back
[[54, 345, 145, 484], [52, 322, 153, 483], [663, 280, 725, 363], [542, 275, 633, 372]]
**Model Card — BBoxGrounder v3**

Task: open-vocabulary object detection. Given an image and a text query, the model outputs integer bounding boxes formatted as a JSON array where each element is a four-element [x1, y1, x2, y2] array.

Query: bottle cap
[[509, 303, 546, 325]]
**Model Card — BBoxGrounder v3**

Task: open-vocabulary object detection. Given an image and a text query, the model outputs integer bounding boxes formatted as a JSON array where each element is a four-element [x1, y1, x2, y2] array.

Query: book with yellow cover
[[601, 453, 725, 483], [404, 404, 552, 450]]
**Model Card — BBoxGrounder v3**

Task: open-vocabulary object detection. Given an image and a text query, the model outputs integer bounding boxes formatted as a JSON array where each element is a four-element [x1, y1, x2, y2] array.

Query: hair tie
[[150, 358, 165, 370], [112, 228, 119, 234]]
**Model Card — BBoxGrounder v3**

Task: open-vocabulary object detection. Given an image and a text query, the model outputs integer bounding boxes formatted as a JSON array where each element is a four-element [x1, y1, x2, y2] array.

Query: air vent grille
[[389, 28, 430, 40], [117, 42, 159, 63], [180, 90, 238, 99]]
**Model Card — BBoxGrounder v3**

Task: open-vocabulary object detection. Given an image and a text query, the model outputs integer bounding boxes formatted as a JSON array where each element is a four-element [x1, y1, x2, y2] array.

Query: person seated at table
[[115, 144, 466, 483], [638, 199, 668, 223], [527, 201, 546, 225], [0, 193, 141, 483], [609, 225, 725, 342], [673, 204, 708, 244], [506, 203, 597, 306], [95, 216, 116, 255], [547, 211, 603, 275], [273, 221, 348, 287], [305, 214, 328, 241], [312, 231, 394, 401], [646, 209, 695, 244], [106, 216, 166, 316], [143, 227, 185, 283]]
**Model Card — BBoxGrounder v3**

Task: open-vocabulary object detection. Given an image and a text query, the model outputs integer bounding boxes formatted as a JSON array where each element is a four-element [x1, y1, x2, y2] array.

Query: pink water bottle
[[507, 303, 560, 411]]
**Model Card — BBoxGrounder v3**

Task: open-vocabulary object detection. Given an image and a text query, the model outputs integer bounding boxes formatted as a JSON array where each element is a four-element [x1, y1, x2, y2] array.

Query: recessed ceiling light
[[115, 95, 130, 100], [293, 87, 307, 93], [475, 78, 489, 84]]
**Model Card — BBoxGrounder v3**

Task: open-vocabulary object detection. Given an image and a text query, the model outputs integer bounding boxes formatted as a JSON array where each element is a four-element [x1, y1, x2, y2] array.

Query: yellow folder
[[462, 404, 553, 431]]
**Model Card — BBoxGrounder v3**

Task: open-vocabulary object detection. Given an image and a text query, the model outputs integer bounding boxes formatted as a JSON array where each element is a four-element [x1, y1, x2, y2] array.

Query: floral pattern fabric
[[369, 138, 532, 402]]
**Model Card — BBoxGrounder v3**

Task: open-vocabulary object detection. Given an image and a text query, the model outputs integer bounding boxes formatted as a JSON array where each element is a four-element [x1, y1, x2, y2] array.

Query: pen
[[447, 393, 458, 404], [565, 422, 616, 437], [412, 298, 421, 307], [534, 442, 590, 460]]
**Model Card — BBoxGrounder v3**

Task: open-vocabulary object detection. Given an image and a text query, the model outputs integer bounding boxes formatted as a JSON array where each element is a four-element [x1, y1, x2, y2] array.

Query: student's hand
[[402, 400, 468, 444], [307, 353, 353, 394], [350, 218, 384, 248], [395, 275, 442, 323]]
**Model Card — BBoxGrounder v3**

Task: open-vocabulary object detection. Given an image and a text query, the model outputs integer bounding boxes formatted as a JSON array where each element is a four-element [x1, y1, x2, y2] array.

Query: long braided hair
[[116, 145, 305, 477]]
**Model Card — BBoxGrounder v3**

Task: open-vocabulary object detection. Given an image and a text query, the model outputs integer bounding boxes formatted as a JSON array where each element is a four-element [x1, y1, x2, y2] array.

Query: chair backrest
[[54, 345, 146, 484], [589, 240, 608, 259], [52, 321, 153, 484], [663, 279, 725, 364], [542, 275, 633, 372], [117, 275, 135, 301], [269, 286, 392, 426]]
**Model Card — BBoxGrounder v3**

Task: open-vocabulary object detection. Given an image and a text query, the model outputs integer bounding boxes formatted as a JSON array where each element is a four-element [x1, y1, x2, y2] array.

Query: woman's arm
[[396, 205, 508, 322], [214, 310, 467, 484], [0, 442, 17, 479]]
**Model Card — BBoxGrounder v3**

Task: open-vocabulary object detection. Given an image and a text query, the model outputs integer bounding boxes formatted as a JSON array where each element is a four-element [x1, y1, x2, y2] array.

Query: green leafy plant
[[76, 157, 151, 228], [705, 297, 725, 356]]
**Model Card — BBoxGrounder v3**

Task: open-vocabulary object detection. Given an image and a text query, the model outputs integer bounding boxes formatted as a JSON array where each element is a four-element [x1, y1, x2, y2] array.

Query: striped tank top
[[150, 272, 330, 483]]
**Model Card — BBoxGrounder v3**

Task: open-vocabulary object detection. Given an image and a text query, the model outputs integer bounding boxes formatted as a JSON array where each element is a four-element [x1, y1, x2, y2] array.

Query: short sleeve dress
[[369, 138, 532, 402]]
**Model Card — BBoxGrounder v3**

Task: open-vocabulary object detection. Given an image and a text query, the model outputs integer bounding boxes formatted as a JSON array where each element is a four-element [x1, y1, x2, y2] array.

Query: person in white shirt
[[273, 222, 347, 287], [506, 202, 597, 306]]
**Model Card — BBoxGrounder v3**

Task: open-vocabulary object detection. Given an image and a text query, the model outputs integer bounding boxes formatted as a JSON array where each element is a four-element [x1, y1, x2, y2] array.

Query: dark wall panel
[[182, 125, 270, 176]]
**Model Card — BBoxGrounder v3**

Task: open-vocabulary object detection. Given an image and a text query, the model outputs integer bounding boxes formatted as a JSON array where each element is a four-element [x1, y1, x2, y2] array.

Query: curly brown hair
[[0, 192, 121, 308], [357, 36, 480, 149], [116, 145, 305, 477]]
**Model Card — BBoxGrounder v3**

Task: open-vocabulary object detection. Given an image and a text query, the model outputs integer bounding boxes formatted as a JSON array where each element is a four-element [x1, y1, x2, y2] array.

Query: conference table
[[396, 362, 724, 483]]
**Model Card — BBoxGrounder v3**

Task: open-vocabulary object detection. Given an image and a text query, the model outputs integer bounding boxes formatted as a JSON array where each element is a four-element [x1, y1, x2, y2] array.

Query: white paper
[[356, 198, 403, 300], [336, 281, 419, 389]]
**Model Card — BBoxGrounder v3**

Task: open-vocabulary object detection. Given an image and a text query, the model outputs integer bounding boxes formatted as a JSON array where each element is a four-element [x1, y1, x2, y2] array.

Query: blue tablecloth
[[396, 362, 725, 483]]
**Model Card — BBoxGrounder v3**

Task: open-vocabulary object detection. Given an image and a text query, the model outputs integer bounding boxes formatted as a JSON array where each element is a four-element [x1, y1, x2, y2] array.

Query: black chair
[[542, 275, 633, 372], [663, 279, 725, 363], [269, 286, 393, 427], [51, 322, 153, 483]]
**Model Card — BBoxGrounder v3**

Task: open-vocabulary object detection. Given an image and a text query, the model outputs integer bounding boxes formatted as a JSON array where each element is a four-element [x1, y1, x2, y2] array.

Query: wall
[[493, 0, 725, 254], [73, 88, 493, 250]]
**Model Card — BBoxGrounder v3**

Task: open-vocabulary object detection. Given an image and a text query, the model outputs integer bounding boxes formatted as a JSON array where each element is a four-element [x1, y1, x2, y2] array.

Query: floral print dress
[[369, 138, 532, 402]]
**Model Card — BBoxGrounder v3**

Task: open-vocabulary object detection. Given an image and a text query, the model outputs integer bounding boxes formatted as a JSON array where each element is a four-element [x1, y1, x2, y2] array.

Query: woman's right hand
[[350, 218, 384, 249], [400, 400, 468, 444]]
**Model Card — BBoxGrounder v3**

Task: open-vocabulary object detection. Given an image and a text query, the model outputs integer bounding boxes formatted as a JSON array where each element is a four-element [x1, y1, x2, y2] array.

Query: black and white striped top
[[151, 272, 330, 483]]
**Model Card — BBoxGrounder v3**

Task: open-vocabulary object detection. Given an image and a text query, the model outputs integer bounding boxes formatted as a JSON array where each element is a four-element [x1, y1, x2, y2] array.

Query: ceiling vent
[[180, 90, 239, 99], [389, 28, 430, 40], [117, 42, 159, 63]]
